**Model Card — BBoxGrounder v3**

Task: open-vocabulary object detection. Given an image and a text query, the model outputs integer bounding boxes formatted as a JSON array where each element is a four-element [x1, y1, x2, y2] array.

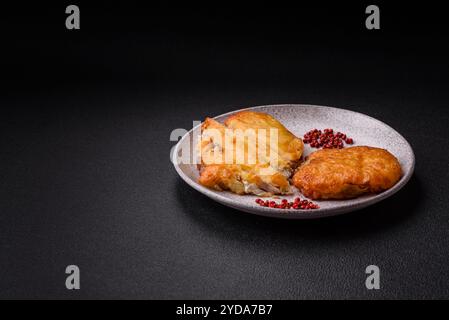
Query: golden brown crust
[[224, 111, 304, 162], [198, 111, 303, 196], [292, 146, 402, 200]]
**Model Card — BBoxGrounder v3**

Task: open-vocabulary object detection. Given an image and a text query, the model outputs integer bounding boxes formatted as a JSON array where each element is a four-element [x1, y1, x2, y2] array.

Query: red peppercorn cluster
[[303, 128, 354, 149], [255, 197, 319, 210]]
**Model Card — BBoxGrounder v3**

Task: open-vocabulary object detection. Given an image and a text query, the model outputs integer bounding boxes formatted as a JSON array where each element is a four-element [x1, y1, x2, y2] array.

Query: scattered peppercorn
[[255, 197, 319, 210], [303, 128, 354, 149]]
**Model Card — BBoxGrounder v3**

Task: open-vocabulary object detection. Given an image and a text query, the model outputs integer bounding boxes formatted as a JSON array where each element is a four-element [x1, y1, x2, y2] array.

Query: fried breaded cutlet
[[292, 146, 402, 200], [198, 111, 304, 196]]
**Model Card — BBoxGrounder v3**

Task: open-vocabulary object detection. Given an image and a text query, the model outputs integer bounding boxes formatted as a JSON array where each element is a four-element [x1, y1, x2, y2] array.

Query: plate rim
[[172, 104, 416, 219]]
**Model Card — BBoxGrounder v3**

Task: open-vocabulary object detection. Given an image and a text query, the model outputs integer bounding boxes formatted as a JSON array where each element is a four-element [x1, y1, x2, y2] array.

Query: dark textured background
[[1, 2, 449, 299]]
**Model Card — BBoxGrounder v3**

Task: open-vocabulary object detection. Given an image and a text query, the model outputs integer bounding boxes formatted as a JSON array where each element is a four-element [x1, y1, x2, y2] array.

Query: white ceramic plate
[[172, 104, 415, 219]]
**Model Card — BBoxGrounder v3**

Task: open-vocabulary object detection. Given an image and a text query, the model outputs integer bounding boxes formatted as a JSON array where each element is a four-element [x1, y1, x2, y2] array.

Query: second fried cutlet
[[292, 146, 402, 200]]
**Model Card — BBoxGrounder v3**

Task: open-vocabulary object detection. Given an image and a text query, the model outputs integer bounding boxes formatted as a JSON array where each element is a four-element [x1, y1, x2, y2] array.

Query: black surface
[[1, 2, 449, 299]]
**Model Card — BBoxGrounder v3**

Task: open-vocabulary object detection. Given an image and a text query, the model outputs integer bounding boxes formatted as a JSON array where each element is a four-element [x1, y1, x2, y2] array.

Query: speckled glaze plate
[[172, 104, 415, 219]]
